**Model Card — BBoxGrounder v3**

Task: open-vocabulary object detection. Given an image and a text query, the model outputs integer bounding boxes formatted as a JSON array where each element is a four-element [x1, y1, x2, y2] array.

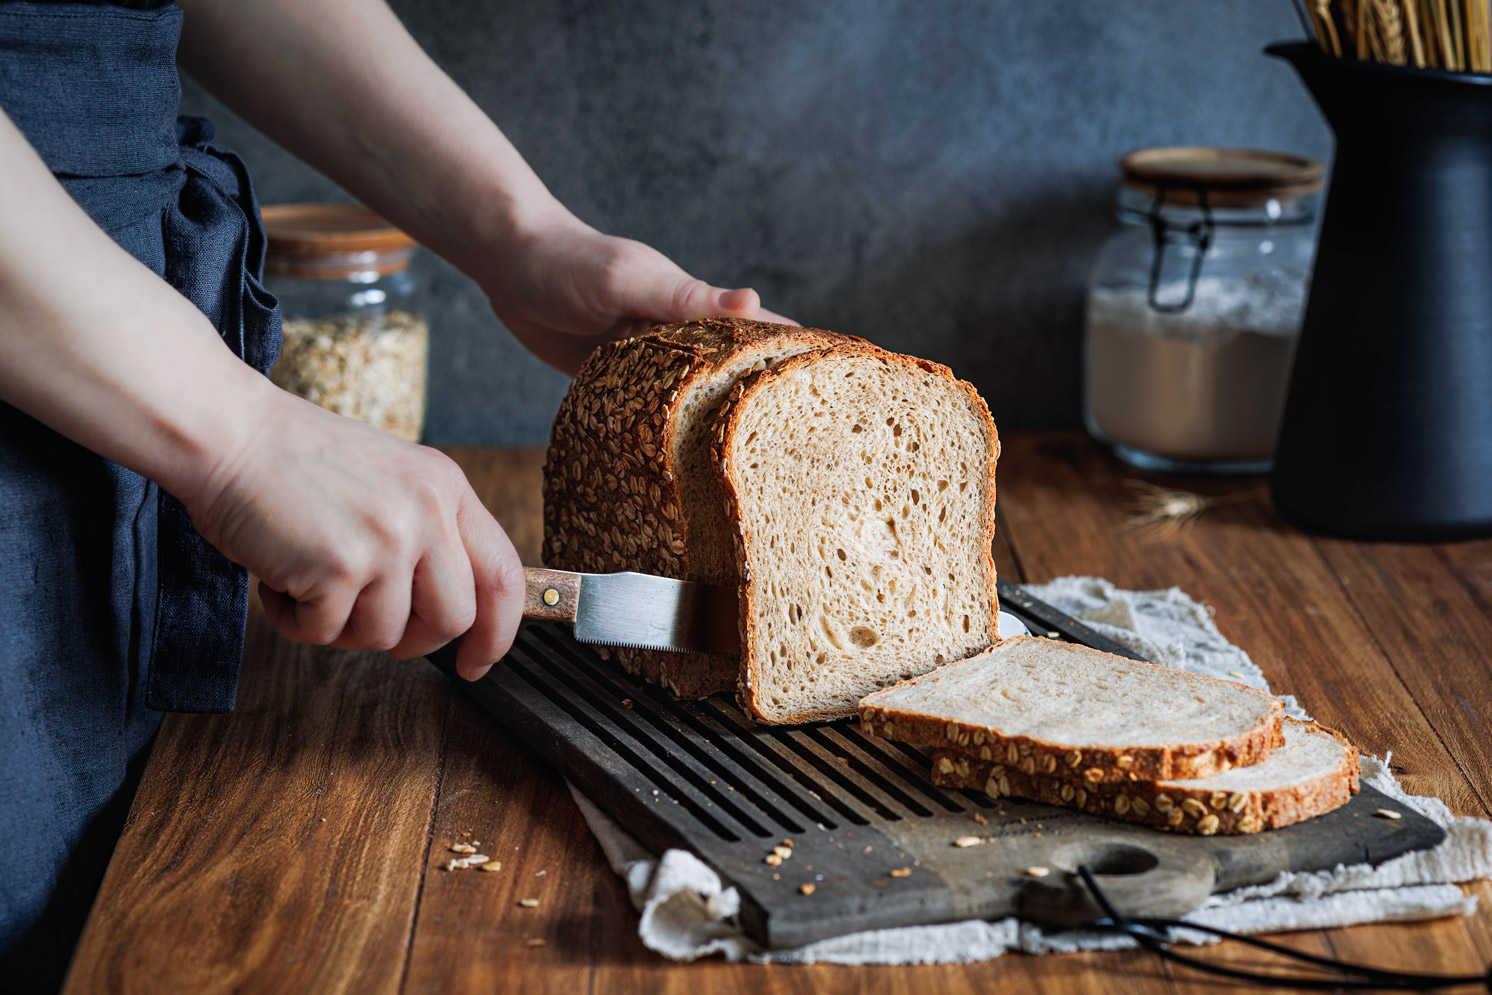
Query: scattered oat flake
[[800, 883, 816, 895], [480, 862, 503, 873], [1228, 670, 1247, 679], [973, 814, 988, 825], [781, 839, 794, 848], [1026, 866, 1051, 877], [622, 698, 633, 708], [519, 898, 539, 908], [838, 757, 849, 763], [525, 938, 546, 948], [954, 836, 982, 848], [890, 867, 912, 878], [451, 843, 477, 854], [319, 817, 326, 823], [1376, 808, 1403, 820], [764, 854, 783, 866], [771, 873, 780, 880], [772, 845, 793, 859]]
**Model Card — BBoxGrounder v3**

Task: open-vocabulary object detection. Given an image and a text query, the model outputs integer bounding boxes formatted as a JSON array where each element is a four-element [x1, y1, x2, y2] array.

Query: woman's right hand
[[187, 383, 525, 681], [0, 107, 516, 683]]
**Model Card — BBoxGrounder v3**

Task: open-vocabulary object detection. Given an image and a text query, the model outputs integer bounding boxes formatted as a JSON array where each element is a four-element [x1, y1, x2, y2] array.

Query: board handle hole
[[1060, 842, 1159, 877]]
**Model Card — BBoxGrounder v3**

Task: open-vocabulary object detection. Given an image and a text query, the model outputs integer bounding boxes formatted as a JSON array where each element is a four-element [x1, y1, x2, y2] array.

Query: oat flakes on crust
[[542, 318, 854, 697]]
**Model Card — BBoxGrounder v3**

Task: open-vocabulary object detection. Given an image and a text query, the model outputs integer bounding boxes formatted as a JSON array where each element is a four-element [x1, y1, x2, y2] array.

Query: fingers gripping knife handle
[[426, 567, 580, 676], [430, 565, 738, 670]]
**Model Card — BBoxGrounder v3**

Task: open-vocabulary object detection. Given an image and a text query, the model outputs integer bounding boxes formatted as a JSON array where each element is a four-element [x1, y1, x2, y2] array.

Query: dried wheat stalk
[[1375, 0, 1409, 62], [1302, 0, 1491, 72], [1311, 0, 1346, 54], [1123, 482, 1263, 544]]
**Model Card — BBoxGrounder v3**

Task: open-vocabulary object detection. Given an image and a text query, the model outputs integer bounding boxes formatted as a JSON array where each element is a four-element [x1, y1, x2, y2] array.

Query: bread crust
[[929, 718, 1359, 835], [542, 318, 853, 697], [712, 348, 1001, 724], [858, 637, 1286, 781]]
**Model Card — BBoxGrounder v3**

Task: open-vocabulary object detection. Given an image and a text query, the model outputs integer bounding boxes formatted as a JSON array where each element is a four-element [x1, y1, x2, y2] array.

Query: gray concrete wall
[[181, 0, 1330, 445]]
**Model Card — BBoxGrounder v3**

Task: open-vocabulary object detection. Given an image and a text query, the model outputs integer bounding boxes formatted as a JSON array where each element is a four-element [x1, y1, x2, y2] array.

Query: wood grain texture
[[65, 437, 1492, 994], [522, 566, 581, 624], [63, 613, 450, 995]]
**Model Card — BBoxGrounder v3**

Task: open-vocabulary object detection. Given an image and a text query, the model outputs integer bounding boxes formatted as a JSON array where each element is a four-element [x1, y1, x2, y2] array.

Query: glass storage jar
[[262, 203, 429, 443], [1084, 147, 1323, 474]]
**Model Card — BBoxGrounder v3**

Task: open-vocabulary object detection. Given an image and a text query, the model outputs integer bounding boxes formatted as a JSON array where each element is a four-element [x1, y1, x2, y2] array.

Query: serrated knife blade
[[527, 566, 739, 656]]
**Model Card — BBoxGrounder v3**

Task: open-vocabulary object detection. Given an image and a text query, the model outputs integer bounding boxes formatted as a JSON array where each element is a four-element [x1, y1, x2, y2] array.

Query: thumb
[[648, 275, 762, 323], [613, 246, 766, 322]]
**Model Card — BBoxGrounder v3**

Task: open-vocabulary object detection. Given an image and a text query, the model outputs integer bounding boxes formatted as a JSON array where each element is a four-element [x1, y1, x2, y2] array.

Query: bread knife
[[516, 566, 740, 656]]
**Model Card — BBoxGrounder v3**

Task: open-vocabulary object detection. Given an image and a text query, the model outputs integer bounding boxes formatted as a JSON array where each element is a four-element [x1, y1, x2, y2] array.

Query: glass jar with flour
[[1084, 147, 1323, 474]]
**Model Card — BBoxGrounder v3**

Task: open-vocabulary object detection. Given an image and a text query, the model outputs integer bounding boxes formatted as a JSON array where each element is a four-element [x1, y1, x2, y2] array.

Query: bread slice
[[712, 348, 1001, 723], [859, 636, 1284, 782], [931, 717, 1359, 835], [543, 318, 858, 697]]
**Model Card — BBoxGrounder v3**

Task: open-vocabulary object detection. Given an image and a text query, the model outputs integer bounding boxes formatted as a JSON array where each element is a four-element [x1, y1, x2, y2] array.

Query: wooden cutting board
[[441, 615, 1445, 950]]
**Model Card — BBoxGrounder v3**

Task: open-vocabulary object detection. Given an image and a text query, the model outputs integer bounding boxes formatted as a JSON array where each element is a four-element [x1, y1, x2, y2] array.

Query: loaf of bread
[[543, 318, 1001, 720], [931, 717, 1359, 835], [859, 636, 1285, 782], [543, 318, 857, 697], [713, 347, 1001, 722]]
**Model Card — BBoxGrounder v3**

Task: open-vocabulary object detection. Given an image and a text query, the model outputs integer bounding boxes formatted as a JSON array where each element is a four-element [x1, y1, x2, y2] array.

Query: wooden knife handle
[[523, 566, 580, 623]]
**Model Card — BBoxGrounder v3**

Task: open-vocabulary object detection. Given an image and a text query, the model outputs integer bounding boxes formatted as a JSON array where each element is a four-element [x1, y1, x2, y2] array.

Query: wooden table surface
[[64, 433, 1492, 993]]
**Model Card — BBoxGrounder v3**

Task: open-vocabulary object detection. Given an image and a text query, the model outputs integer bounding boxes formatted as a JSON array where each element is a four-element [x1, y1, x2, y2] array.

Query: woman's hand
[[478, 208, 797, 374], [176, 0, 796, 375], [189, 384, 524, 681], [0, 109, 520, 680]]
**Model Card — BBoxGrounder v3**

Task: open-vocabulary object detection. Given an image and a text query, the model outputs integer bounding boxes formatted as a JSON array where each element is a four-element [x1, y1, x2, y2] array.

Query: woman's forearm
[[175, 0, 562, 287], [0, 109, 267, 506]]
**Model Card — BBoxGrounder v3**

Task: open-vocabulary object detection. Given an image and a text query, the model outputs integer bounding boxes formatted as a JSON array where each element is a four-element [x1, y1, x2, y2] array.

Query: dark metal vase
[[1267, 43, 1492, 541]]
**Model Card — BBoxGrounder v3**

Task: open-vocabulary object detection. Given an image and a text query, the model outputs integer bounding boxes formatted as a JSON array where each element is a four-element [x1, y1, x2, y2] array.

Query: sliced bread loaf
[[713, 348, 1001, 723], [859, 636, 1284, 782], [543, 318, 858, 697], [931, 717, 1359, 835]]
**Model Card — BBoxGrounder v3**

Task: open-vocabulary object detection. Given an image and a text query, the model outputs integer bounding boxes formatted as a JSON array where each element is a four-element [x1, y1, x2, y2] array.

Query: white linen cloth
[[569, 576, 1492, 964]]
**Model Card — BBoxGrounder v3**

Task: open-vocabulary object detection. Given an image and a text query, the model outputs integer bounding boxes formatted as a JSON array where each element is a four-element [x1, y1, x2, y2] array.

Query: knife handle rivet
[[542, 588, 560, 607]]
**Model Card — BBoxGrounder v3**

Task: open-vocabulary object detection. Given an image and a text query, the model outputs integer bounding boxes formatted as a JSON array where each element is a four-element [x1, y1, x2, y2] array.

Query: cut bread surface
[[716, 348, 1000, 723], [859, 636, 1284, 782], [543, 318, 853, 697], [932, 717, 1359, 835]]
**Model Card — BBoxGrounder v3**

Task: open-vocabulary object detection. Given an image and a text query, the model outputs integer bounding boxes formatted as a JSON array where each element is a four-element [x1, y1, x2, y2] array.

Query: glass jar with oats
[[1084, 148, 1323, 474], [261, 204, 429, 442]]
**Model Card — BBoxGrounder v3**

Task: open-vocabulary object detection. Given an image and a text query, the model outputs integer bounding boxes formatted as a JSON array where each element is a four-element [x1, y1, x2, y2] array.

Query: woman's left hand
[[478, 208, 797, 374]]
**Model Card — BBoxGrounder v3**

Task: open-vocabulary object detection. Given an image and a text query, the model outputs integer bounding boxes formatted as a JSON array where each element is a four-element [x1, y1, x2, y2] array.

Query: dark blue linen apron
[[0, 0, 281, 980]]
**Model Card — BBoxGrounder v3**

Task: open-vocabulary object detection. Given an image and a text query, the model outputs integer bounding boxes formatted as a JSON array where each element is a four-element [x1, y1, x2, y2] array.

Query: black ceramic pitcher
[[1267, 42, 1492, 541]]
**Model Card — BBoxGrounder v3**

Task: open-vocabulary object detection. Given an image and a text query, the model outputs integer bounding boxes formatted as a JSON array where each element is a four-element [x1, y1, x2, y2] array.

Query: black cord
[[1075, 865, 1492, 992]]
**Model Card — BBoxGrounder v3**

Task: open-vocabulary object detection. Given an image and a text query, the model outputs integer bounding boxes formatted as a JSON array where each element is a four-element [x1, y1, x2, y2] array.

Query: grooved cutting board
[[439, 586, 1445, 950]]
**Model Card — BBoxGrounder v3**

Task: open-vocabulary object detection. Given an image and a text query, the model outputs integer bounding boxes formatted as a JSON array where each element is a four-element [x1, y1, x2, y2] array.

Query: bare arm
[[0, 108, 264, 508], [0, 109, 520, 679], [175, 0, 792, 373]]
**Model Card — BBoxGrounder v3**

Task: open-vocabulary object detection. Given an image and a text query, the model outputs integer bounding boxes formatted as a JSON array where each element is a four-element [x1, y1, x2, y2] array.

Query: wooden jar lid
[[1120, 147, 1324, 209], [261, 203, 416, 277]]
